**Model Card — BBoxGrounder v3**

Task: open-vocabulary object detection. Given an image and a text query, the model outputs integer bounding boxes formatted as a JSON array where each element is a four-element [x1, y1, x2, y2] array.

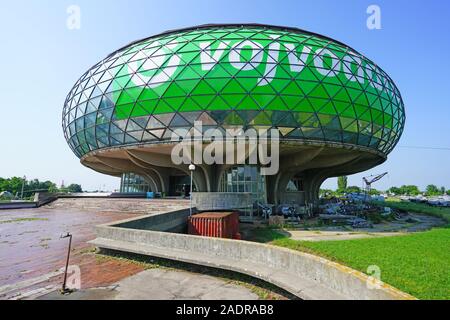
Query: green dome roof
[[63, 24, 405, 159]]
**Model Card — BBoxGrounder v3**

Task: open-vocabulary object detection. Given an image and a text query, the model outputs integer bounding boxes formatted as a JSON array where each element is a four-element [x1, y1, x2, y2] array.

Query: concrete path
[[279, 213, 447, 241], [280, 230, 403, 241], [37, 269, 259, 300], [0, 207, 139, 292], [46, 198, 189, 214], [91, 237, 348, 300], [0, 198, 190, 298]]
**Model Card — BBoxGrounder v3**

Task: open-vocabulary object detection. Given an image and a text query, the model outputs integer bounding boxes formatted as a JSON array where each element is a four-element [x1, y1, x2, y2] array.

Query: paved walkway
[[0, 199, 271, 301], [279, 213, 447, 241], [46, 198, 189, 214], [37, 269, 259, 300], [0, 199, 186, 299], [0, 206, 140, 289], [280, 230, 403, 241]]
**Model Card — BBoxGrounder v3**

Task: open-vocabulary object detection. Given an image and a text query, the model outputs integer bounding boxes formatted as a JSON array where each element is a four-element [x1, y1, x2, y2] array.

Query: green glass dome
[[63, 24, 405, 159]]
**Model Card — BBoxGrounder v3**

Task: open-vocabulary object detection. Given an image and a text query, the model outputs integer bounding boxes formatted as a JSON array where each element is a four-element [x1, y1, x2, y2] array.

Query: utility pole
[[21, 175, 26, 200], [60, 232, 73, 294], [189, 164, 196, 217]]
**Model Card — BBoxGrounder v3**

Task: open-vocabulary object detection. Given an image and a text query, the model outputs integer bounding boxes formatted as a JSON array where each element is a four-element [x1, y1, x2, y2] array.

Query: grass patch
[[0, 217, 48, 224], [244, 227, 287, 243], [250, 226, 449, 300], [376, 199, 450, 223]]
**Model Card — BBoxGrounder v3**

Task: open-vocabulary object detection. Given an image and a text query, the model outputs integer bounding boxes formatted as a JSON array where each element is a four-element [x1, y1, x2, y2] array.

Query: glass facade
[[219, 165, 266, 204], [120, 172, 152, 193], [286, 179, 303, 191], [63, 24, 405, 160]]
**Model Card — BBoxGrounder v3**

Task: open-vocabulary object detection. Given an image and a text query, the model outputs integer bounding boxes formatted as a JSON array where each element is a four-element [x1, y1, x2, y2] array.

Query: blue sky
[[0, 0, 449, 191]]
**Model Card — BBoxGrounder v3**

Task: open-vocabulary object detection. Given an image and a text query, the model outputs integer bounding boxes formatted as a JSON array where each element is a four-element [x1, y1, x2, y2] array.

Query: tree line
[[0, 176, 82, 199], [320, 176, 450, 197]]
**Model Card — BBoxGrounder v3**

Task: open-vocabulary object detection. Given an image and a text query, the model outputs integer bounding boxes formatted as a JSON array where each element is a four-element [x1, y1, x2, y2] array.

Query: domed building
[[62, 24, 405, 208]]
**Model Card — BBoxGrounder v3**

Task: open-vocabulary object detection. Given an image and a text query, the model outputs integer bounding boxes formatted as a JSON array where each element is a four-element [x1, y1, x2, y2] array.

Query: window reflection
[[219, 165, 266, 204], [120, 172, 152, 193]]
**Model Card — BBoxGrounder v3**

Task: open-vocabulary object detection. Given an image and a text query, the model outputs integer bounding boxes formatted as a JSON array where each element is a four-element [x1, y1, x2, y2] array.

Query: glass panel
[[218, 165, 267, 204], [120, 173, 152, 193], [62, 26, 405, 159]]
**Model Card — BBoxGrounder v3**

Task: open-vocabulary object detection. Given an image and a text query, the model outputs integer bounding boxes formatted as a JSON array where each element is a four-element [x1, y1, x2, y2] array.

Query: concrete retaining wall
[[46, 198, 189, 214], [113, 208, 191, 233], [34, 192, 59, 206], [90, 214, 415, 300], [0, 202, 37, 210], [192, 192, 251, 211]]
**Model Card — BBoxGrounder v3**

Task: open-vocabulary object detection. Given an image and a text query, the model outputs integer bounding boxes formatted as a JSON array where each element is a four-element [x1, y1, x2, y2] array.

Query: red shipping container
[[188, 212, 240, 239]]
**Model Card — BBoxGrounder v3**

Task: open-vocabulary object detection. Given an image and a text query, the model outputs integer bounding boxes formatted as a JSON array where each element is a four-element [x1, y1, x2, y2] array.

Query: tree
[[0, 177, 25, 196], [388, 186, 401, 195], [405, 185, 420, 196], [346, 186, 361, 193], [399, 185, 420, 195], [337, 176, 348, 192], [47, 182, 59, 193], [0, 177, 83, 196], [67, 184, 82, 193], [440, 186, 446, 195], [388, 185, 420, 196], [447, 190, 450, 196], [319, 189, 334, 197], [425, 184, 440, 196]]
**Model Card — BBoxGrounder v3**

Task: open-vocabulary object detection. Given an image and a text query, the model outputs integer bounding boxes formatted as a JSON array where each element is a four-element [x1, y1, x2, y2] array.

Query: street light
[[21, 175, 26, 200], [189, 164, 196, 217], [60, 232, 73, 295]]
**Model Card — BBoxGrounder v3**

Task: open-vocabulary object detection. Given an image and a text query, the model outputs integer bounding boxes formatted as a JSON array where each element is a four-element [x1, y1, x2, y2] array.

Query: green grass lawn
[[269, 228, 450, 300], [248, 198, 450, 300], [249, 201, 450, 299]]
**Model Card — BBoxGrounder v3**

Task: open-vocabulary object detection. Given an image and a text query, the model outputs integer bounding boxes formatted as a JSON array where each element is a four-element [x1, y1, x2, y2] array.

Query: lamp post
[[21, 175, 26, 200], [60, 232, 73, 294], [188, 164, 195, 217]]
